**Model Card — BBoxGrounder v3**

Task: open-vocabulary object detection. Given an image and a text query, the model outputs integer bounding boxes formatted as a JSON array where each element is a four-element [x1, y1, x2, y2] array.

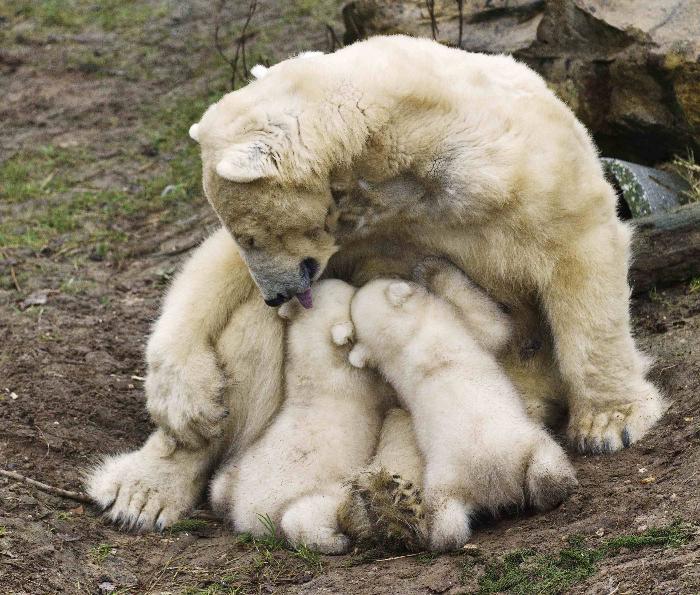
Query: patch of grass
[[475, 521, 695, 595], [417, 552, 439, 565], [670, 151, 700, 204], [254, 513, 287, 551], [169, 518, 209, 534], [90, 543, 114, 564], [5, 0, 166, 33], [293, 542, 323, 571], [689, 277, 700, 294], [0, 526, 6, 537]]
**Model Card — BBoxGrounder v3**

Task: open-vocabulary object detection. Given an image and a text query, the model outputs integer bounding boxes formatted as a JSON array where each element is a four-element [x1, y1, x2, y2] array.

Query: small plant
[[255, 513, 286, 551], [293, 542, 322, 571], [90, 543, 115, 564], [670, 151, 700, 204], [0, 526, 6, 537], [689, 277, 700, 294]]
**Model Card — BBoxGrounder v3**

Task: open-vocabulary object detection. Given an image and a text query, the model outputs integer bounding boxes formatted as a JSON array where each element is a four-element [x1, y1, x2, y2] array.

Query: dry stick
[[0, 249, 21, 292], [456, 0, 464, 47], [0, 468, 92, 504], [0, 468, 218, 521], [426, 0, 438, 40], [214, 0, 258, 90]]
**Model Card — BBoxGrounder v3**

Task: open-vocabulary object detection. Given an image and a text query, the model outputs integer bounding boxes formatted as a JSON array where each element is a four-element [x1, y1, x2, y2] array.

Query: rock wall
[[342, 0, 700, 164]]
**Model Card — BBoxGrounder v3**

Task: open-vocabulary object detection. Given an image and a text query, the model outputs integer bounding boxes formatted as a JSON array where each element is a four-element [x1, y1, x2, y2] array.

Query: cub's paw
[[525, 437, 577, 511], [427, 497, 472, 553], [281, 493, 351, 555], [338, 469, 427, 552], [145, 347, 229, 448], [568, 385, 667, 454], [85, 434, 207, 531]]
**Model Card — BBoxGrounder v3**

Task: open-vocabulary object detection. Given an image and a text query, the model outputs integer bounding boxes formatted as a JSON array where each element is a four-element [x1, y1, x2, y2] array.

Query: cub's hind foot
[[338, 469, 427, 552]]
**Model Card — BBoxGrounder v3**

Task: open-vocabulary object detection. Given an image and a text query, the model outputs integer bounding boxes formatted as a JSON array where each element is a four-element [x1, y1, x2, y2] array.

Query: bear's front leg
[[145, 227, 257, 448], [86, 430, 224, 530], [541, 221, 666, 453]]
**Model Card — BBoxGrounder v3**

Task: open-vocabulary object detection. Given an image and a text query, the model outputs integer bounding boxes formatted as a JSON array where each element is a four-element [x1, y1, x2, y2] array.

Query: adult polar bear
[[88, 36, 664, 532]]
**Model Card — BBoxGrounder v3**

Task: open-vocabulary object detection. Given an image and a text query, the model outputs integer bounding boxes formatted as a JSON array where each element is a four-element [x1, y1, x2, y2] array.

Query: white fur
[[348, 279, 577, 552], [250, 64, 268, 79], [209, 280, 393, 553]]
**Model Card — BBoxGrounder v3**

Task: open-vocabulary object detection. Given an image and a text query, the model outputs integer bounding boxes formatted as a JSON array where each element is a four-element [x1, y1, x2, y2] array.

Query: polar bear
[[87, 35, 665, 534], [209, 279, 393, 553], [180, 34, 664, 453], [346, 278, 577, 551]]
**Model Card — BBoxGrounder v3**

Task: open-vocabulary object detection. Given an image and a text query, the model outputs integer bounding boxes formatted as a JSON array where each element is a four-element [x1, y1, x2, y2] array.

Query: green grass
[[474, 521, 695, 595], [0, 91, 219, 252], [689, 277, 700, 294], [169, 518, 210, 534], [3, 0, 167, 33], [90, 543, 115, 564], [0, 526, 6, 537]]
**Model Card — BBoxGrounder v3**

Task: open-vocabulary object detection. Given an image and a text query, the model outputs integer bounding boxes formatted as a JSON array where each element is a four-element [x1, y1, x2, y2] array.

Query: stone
[[342, 0, 700, 163]]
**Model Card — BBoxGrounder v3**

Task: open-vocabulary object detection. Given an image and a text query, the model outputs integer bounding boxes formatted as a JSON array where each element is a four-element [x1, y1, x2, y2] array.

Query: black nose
[[264, 293, 289, 307], [300, 257, 319, 281]]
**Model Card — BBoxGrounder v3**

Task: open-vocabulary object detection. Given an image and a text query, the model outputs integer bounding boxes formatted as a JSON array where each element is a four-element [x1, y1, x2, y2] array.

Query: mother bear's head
[[188, 57, 355, 308]]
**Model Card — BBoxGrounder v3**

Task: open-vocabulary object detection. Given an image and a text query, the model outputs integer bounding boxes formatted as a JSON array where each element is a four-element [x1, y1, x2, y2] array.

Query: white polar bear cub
[[348, 279, 577, 552], [210, 279, 392, 554]]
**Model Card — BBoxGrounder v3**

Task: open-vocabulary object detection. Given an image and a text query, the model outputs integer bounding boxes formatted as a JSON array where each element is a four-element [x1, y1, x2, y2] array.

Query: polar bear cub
[[209, 279, 392, 554], [348, 279, 577, 552]]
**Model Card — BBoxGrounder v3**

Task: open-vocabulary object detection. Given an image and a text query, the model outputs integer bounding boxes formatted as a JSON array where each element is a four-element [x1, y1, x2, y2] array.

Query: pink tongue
[[296, 288, 313, 309]]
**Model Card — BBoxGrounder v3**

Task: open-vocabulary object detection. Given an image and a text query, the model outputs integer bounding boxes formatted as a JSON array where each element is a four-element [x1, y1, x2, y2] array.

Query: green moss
[[169, 518, 209, 534], [475, 521, 695, 595]]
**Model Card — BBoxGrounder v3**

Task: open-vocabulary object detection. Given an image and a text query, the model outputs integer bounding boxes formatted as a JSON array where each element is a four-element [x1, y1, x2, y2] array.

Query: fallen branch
[[0, 468, 218, 522], [0, 468, 91, 504], [630, 202, 700, 294]]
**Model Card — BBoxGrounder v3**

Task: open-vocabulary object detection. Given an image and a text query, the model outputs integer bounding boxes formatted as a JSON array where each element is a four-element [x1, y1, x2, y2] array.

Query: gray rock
[[601, 158, 690, 218], [342, 0, 700, 164]]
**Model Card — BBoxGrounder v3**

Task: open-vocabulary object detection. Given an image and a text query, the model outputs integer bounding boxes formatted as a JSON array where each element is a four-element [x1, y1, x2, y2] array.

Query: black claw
[[601, 439, 612, 453], [622, 428, 631, 448]]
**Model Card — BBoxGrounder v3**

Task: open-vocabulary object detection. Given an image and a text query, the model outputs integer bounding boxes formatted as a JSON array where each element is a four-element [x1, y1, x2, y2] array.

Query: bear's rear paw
[[568, 384, 667, 454], [338, 469, 426, 552], [525, 437, 577, 511], [85, 433, 207, 531]]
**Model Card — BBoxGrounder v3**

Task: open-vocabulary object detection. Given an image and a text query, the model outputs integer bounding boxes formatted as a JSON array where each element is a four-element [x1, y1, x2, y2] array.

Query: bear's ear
[[189, 123, 201, 142], [216, 141, 278, 183], [348, 344, 370, 368], [331, 321, 354, 346], [386, 281, 415, 307], [250, 64, 269, 79], [278, 300, 301, 321]]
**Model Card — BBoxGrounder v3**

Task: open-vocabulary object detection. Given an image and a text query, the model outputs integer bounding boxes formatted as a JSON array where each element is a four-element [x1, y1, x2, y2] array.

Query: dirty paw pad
[[338, 469, 426, 552]]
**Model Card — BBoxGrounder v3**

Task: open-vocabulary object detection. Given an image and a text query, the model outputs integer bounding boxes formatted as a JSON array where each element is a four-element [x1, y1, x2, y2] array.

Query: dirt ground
[[1, 2, 698, 594]]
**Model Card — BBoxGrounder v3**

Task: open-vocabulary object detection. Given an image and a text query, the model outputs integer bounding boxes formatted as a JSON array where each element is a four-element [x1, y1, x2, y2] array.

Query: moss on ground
[[473, 521, 696, 594]]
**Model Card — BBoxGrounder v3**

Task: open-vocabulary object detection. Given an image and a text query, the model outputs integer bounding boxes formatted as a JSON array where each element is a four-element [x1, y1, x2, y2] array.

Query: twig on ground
[[456, 0, 464, 47], [426, 0, 438, 40], [326, 24, 342, 51], [0, 468, 220, 521], [214, 0, 258, 90], [0, 468, 92, 504], [0, 249, 21, 292], [374, 551, 425, 562]]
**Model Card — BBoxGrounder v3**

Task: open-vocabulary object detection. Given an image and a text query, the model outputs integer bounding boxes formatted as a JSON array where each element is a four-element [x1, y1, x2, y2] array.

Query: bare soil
[[1, 2, 698, 593]]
